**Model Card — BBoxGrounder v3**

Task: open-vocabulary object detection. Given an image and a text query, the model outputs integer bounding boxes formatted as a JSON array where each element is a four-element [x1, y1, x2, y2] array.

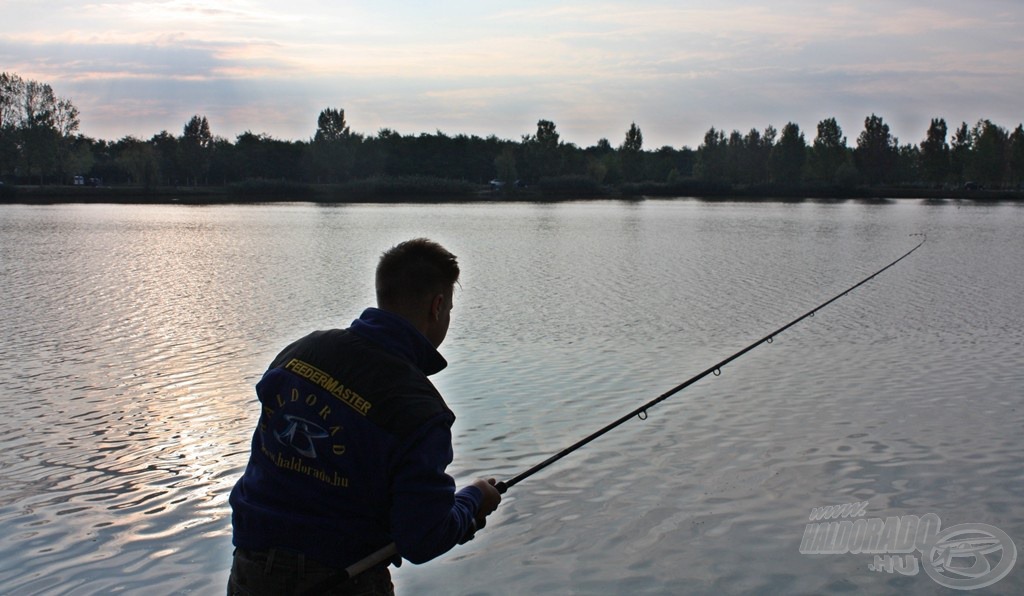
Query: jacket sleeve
[[389, 416, 483, 564]]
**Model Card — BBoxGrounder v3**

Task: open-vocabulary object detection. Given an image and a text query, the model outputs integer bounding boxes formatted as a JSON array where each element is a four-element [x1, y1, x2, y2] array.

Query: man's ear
[[430, 293, 445, 321]]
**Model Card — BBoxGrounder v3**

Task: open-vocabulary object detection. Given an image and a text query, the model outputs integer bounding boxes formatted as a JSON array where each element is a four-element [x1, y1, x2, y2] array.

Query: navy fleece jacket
[[229, 308, 482, 566]]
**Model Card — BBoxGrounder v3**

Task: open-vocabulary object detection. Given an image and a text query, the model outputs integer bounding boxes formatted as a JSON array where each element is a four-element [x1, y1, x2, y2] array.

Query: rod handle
[[343, 543, 398, 580]]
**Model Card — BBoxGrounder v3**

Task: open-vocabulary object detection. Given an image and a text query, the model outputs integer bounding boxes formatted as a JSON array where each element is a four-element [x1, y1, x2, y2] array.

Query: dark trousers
[[228, 548, 394, 596]]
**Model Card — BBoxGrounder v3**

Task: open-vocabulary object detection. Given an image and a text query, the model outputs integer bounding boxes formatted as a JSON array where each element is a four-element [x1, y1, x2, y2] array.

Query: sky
[[2, 0, 1022, 149]]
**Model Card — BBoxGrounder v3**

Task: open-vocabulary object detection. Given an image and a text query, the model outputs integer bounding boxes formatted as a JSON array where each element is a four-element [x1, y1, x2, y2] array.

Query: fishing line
[[337, 233, 927, 582]]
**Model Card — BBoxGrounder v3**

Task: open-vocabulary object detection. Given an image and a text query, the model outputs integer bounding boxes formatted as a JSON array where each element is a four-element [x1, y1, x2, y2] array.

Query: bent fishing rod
[[342, 234, 927, 580]]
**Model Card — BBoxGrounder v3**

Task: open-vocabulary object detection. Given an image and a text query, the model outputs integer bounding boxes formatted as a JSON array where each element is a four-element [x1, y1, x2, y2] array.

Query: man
[[229, 238, 501, 595]]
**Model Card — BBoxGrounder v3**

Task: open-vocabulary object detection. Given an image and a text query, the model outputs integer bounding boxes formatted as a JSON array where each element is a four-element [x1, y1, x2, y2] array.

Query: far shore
[[2, 182, 1022, 205]]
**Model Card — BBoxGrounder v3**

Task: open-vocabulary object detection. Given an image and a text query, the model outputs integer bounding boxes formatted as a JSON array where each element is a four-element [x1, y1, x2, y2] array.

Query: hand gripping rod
[[338, 233, 926, 581]]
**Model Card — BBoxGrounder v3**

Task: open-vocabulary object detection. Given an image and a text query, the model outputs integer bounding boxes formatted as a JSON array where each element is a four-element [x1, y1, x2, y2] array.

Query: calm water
[[0, 199, 1021, 595]]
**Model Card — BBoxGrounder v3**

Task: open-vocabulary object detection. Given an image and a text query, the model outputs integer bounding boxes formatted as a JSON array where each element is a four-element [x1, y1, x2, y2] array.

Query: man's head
[[376, 238, 460, 347]]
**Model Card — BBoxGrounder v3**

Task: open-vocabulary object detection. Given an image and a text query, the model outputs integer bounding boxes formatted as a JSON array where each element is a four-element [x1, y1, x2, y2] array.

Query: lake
[[0, 198, 1021, 595]]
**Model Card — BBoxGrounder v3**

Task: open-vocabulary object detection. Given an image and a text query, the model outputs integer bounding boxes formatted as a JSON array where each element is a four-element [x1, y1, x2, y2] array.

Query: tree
[[310, 108, 356, 182], [969, 120, 1008, 188], [621, 122, 643, 153], [619, 122, 644, 181], [314, 107, 350, 143], [494, 146, 517, 187], [230, 131, 305, 182], [535, 119, 559, 148], [180, 115, 213, 185], [694, 127, 727, 183], [854, 114, 897, 185], [117, 136, 161, 188], [0, 72, 24, 130], [919, 118, 949, 187], [1008, 124, 1024, 189], [586, 138, 620, 184], [234, 131, 273, 180], [150, 131, 181, 185], [647, 145, 693, 183], [949, 122, 972, 186], [809, 117, 849, 185], [894, 143, 922, 186], [0, 72, 26, 176], [63, 135, 95, 181], [725, 130, 744, 184], [18, 80, 65, 183], [520, 119, 565, 183], [738, 126, 774, 186], [182, 114, 212, 146], [51, 97, 81, 182], [769, 122, 806, 186]]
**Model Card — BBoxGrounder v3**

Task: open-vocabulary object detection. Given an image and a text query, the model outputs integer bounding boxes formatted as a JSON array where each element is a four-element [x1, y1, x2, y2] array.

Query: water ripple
[[2, 202, 1023, 594]]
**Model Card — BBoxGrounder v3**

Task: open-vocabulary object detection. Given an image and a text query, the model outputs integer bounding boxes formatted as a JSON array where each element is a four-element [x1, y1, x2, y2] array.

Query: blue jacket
[[229, 308, 482, 566]]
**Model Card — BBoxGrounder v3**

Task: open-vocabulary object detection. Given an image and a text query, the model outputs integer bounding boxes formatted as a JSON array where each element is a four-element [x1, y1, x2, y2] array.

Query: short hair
[[376, 238, 460, 310]]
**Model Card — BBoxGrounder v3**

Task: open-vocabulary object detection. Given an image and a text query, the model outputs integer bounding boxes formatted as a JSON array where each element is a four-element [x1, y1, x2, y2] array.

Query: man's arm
[[388, 420, 500, 563]]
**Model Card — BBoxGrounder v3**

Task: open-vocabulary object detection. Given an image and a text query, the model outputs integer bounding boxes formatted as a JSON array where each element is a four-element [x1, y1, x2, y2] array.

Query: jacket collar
[[349, 307, 448, 376]]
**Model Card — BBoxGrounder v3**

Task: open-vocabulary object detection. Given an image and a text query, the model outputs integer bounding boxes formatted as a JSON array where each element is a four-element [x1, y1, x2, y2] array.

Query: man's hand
[[472, 478, 502, 526]]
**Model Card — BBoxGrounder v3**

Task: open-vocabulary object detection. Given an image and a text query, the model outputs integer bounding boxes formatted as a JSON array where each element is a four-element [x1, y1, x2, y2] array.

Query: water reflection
[[0, 201, 1022, 594]]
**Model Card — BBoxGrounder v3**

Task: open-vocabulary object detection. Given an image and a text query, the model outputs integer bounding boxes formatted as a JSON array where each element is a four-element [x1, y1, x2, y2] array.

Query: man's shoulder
[[272, 328, 355, 358], [264, 329, 453, 436]]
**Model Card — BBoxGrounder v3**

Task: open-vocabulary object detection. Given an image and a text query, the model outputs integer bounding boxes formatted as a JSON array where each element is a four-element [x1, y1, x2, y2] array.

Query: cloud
[[2, 0, 1021, 146]]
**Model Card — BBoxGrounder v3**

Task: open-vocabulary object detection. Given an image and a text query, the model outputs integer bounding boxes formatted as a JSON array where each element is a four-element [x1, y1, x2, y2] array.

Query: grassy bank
[[3, 177, 1022, 204]]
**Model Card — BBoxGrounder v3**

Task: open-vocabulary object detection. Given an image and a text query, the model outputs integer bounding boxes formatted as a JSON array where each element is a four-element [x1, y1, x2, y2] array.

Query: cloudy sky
[[3, 0, 1022, 148]]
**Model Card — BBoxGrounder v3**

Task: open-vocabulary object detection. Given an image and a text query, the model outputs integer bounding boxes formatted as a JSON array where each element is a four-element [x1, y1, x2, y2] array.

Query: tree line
[[2, 71, 1023, 195]]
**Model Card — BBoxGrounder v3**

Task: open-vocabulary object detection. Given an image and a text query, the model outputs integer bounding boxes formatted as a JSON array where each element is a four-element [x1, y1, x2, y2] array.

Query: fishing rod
[[498, 234, 926, 492], [339, 233, 927, 581]]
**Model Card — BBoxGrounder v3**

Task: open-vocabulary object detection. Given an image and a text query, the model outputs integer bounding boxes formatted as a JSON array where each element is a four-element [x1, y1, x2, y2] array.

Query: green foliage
[[694, 125, 777, 187], [617, 123, 645, 182], [310, 108, 357, 182], [63, 136, 95, 180], [314, 108, 350, 143], [1008, 125, 1024, 188], [535, 119, 559, 147], [694, 127, 728, 183], [179, 115, 213, 185], [0, 73, 82, 183], [969, 120, 1009, 188], [182, 115, 212, 147], [228, 132, 305, 182], [649, 145, 695, 183], [949, 122, 972, 186], [519, 119, 566, 183], [737, 126, 774, 186], [809, 118, 849, 185], [3, 71, 1023, 198], [494, 147, 518, 186], [854, 114, 898, 185], [920, 118, 949, 187], [148, 131, 180, 185], [621, 122, 643, 153], [0, 72, 24, 130], [769, 122, 806, 186], [894, 143, 922, 186], [116, 137, 161, 188]]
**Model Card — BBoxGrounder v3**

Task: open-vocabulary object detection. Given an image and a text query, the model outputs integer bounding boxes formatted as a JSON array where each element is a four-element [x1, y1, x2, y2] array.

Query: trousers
[[227, 548, 394, 596]]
